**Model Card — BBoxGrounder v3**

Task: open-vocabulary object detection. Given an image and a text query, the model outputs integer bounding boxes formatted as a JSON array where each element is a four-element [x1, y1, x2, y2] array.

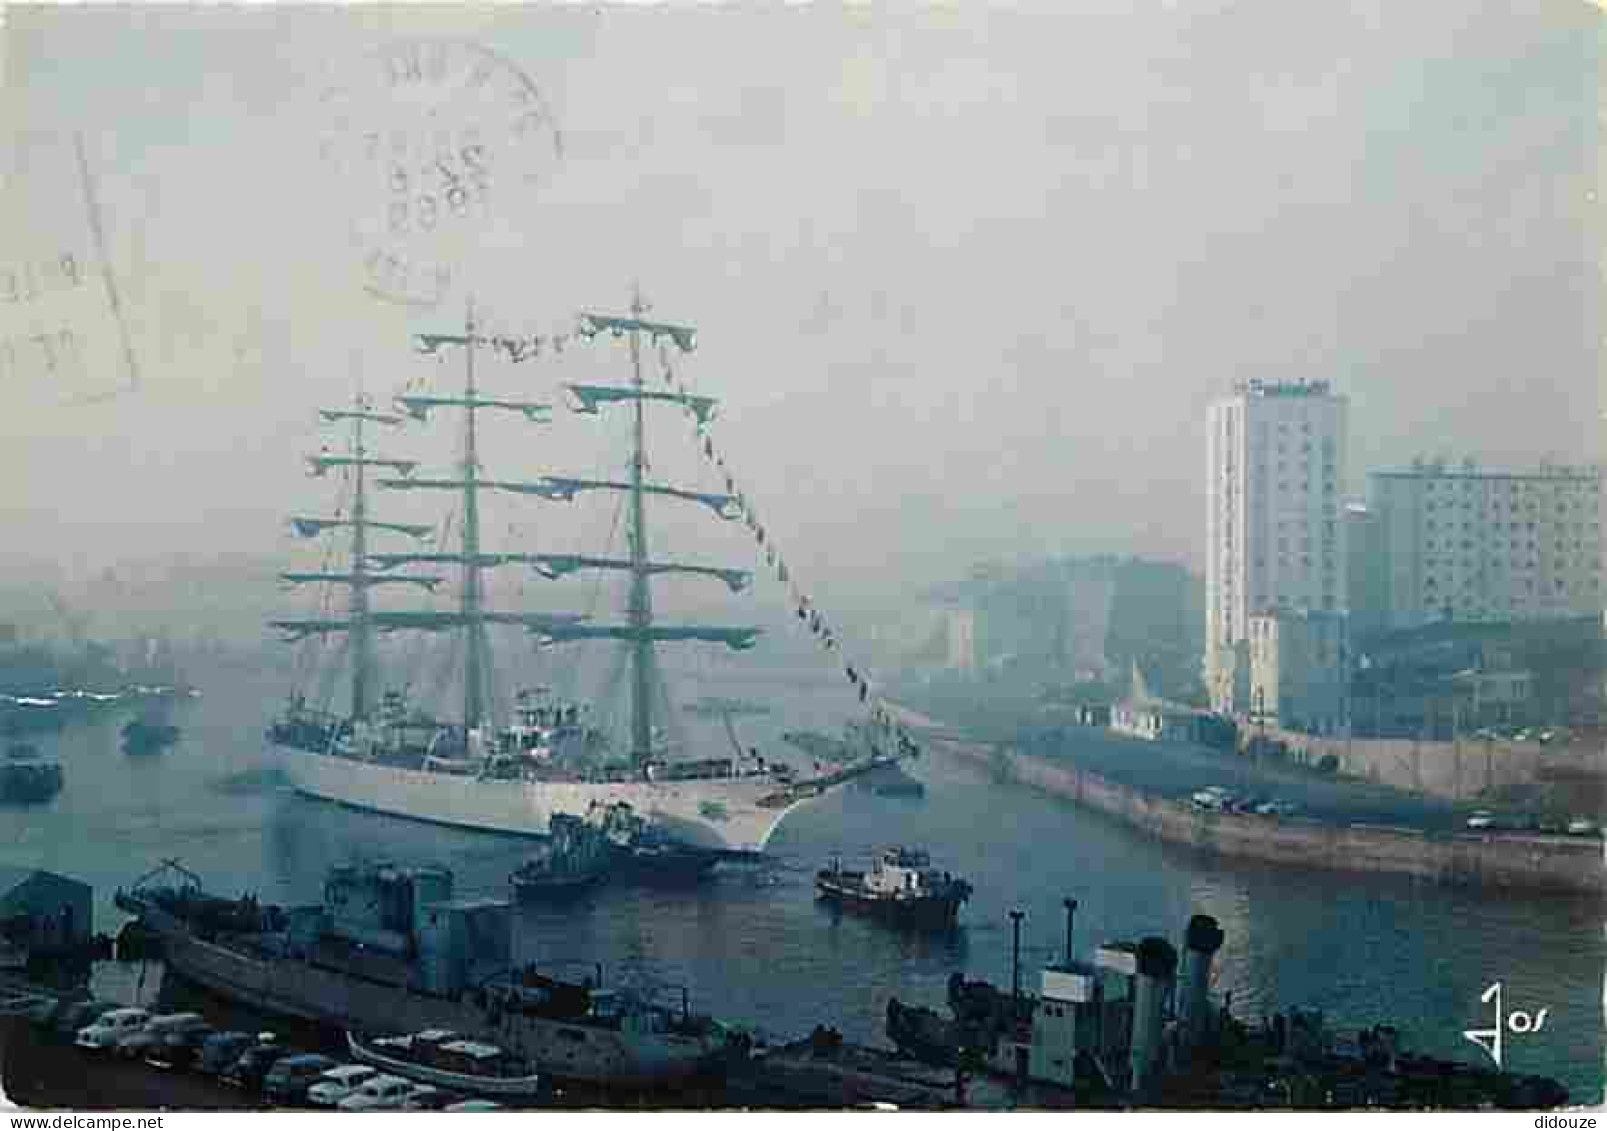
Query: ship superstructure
[[268, 296, 886, 852]]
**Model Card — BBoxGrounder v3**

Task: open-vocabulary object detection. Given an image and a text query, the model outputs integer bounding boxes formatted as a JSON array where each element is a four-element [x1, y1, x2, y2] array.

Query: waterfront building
[[921, 557, 1201, 697], [1246, 607, 1351, 736], [1205, 380, 1349, 713], [1111, 663, 1232, 745], [0, 866, 92, 951], [1351, 615, 1603, 737], [1344, 502, 1388, 647], [1368, 459, 1602, 632]]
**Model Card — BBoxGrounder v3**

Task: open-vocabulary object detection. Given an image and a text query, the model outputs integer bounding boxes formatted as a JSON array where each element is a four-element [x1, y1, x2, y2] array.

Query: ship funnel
[[1179, 914, 1225, 1050], [1062, 898, 1078, 967], [1129, 936, 1177, 1095]]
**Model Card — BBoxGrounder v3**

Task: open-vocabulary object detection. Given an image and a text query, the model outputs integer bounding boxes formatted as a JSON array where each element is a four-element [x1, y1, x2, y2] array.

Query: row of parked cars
[[1190, 785, 1300, 817], [1463, 810, 1600, 836], [29, 1000, 499, 1111], [1470, 727, 1567, 745]]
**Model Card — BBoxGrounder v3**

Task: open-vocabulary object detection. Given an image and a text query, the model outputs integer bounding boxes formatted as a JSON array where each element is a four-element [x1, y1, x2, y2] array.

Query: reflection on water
[[1, 662, 1601, 1101]]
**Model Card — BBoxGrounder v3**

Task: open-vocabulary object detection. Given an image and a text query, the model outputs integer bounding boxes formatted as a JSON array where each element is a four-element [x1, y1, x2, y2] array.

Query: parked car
[[336, 1074, 416, 1111], [306, 1064, 378, 1107], [115, 1028, 167, 1061], [195, 1031, 256, 1077], [76, 1008, 152, 1051], [1465, 810, 1495, 831], [1568, 819, 1600, 837], [150, 1021, 217, 1070], [225, 1036, 288, 1091], [115, 1012, 206, 1060], [402, 1086, 463, 1111], [264, 1053, 341, 1105]]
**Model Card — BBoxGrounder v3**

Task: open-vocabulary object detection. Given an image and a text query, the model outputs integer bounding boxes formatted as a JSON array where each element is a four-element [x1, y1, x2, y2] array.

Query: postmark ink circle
[[316, 38, 563, 308]]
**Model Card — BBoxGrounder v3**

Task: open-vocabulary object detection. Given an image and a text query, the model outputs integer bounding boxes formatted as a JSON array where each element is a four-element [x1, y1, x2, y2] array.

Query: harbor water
[[1, 656, 1601, 1102]]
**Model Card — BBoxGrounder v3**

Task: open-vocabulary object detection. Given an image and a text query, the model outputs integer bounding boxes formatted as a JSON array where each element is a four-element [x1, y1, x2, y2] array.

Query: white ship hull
[[274, 744, 824, 853]]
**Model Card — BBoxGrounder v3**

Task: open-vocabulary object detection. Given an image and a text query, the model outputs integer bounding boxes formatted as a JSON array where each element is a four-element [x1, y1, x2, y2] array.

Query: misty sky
[[0, 2, 1601, 616]]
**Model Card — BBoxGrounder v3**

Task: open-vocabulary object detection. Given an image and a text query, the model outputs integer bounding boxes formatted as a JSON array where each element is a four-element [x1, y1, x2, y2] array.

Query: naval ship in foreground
[[116, 860, 736, 1089], [268, 297, 902, 853]]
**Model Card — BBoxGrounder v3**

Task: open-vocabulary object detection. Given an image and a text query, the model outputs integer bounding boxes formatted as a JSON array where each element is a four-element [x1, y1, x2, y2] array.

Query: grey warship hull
[[117, 895, 730, 1089]]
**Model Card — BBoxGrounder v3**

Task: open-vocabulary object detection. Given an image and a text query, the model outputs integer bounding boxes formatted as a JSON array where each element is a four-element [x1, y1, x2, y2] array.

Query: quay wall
[[945, 741, 1607, 896], [1239, 725, 1607, 803]]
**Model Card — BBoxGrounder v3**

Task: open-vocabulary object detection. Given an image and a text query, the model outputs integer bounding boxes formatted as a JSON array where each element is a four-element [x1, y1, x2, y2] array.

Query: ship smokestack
[[1009, 909, 1025, 1005], [1179, 914, 1225, 1049], [1062, 898, 1078, 967], [1129, 936, 1177, 1095]]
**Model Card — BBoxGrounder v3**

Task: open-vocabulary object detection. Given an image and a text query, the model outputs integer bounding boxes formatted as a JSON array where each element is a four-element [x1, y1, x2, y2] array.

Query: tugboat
[[815, 848, 973, 928], [598, 802, 720, 886], [0, 743, 64, 804], [510, 812, 611, 899]]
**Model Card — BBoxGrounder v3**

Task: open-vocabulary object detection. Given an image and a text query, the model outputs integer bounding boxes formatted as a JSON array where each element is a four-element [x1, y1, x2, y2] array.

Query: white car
[[306, 1064, 377, 1107], [1568, 819, 1600, 837], [337, 1075, 417, 1112], [1465, 810, 1495, 831], [76, 1008, 152, 1050]]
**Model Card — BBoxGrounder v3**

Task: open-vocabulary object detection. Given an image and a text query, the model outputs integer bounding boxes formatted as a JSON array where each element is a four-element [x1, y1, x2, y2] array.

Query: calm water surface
[[2, 659, 1600, 1101]]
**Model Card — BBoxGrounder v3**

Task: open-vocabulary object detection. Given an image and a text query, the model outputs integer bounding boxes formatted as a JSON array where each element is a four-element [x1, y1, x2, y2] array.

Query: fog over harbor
[[0, 2, 1599, 616]]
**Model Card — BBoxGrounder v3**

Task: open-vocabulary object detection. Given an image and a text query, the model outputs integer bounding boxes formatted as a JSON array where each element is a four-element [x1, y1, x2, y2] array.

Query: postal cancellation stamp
[[315, 37, 564, 310]]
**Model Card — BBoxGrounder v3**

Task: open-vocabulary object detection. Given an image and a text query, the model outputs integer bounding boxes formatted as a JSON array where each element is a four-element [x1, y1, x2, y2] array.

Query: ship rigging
[[267, 293, 900, 852]]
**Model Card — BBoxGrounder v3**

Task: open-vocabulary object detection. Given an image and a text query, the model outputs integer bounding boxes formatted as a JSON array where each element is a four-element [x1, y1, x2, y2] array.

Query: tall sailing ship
[[267, 296, 888, 853]]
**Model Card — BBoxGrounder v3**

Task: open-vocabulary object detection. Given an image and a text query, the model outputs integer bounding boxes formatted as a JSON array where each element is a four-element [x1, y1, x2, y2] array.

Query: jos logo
[[1463, 982, 1550, 1069]]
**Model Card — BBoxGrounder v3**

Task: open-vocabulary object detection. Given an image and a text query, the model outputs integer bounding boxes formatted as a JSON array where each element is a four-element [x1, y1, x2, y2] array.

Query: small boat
[[815, 848, 973, 928], [0, 744, 63, 803], [510, 812, 610, 899], [122, 718, 181, 755], [597, 802, 720, 885], [347, 1030, 545, 1100]]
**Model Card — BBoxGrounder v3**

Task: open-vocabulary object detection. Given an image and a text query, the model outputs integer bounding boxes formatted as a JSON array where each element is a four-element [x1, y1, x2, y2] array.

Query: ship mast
[[358, 308, 587, 742], [350, 404, 371, 720], [461, 301, 489, 732], [275, 396, 441, 721], [626, 286, 655, 763], [521, 291, 762, 774]]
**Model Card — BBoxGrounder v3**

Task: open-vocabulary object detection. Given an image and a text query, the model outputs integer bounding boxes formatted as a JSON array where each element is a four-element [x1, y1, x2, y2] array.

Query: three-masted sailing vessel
[[268, 297, 879, 853]]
